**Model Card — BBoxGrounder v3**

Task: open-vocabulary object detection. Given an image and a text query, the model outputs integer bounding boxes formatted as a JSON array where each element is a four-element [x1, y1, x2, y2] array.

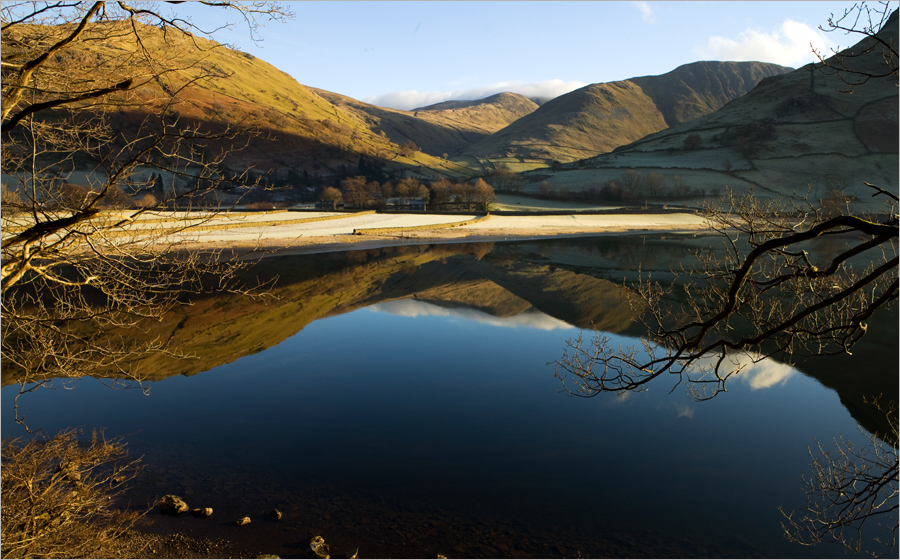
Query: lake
[[2, 235, 896, 558]]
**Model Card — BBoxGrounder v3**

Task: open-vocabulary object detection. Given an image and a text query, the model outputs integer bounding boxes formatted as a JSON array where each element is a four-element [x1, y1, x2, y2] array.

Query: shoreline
[[170, 212, 710, 258]]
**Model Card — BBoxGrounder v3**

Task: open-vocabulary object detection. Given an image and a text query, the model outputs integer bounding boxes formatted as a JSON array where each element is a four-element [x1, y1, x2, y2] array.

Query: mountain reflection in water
[[2, 235, 895, 559]]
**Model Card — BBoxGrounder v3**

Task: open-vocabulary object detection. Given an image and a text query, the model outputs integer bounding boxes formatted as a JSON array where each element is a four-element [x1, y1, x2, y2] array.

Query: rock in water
[[236, 516, 251, 526], [192, 507, 213, 518], [158, 495, 189, 515], [310, 536, 330, 559], [271, 509, 283, 521]]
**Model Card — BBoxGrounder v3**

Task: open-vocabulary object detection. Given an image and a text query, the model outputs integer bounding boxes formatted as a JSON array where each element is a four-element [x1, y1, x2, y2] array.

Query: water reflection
[[731, 356, 797, 390], [370, 299, 578, 331], [1, 235, 896, 558]]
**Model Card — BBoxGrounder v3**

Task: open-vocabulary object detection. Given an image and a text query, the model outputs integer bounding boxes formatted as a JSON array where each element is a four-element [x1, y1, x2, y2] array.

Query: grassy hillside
[[525, 12, 898, 212], [463, 61, 791, 166], [314, 90, 539, 159], [466, 80, 669, 163], [7, 21, 478, 186], [630, 61, 793, 125]]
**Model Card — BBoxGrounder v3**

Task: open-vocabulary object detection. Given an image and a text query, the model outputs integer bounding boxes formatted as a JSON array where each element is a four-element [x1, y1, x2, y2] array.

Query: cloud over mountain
[[364, 79, 588, 110], [697, 19, 836, 67]]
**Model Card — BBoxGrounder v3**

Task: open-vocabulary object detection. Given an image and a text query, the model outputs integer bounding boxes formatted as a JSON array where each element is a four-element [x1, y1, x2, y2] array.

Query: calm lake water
[[2, 235, 896, 558]]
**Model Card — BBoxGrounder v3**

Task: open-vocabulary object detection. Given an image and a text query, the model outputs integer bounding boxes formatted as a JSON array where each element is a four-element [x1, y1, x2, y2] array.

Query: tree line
[[321, 175, 497, 212], [538, 170, 709, 203]]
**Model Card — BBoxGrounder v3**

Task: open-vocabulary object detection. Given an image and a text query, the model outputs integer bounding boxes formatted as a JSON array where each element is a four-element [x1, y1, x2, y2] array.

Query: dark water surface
[[3, 236, 896, 558]]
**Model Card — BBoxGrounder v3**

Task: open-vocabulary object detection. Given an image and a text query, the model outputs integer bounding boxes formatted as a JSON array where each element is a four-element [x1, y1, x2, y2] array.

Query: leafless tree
[[320, 185, 343, 207], [1, 429, 144, 559], [486, 164, 523, 193], [780, 400, 898, 557], [554, 6, 897, 555], [340, 175, 373, 208], [1, 1, 291, 428], [429, 178, 453, 210], [555, 186, 897, 401], [395, 176, 421, 206], [814, 1, 898, 92], [554, 2, 898, 402], [471, 177, 497, 211]]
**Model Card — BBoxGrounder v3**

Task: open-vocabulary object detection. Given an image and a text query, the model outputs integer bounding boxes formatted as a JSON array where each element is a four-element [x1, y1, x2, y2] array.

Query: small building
[[409, 199, 427, 211]]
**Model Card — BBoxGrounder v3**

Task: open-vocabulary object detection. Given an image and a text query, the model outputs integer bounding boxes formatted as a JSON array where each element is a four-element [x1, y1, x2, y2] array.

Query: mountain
[[413, 92, 540, 146], [8, 21, 478, 187], [310, 89, 538, 158], [461, 61, 792, 165], [524, 11, 898, 211], [19, 21, 795, 189]]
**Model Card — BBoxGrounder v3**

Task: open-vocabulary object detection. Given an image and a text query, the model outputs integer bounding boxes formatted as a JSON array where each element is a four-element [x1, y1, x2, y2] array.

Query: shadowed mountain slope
[[4, 21, 477, 183], [525, 11, 898, 211], [462, 61, 792, 164], [310, 90, 539, 158]]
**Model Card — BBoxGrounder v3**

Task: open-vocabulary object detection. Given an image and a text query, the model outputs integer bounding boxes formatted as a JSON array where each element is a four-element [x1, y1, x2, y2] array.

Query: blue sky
[[169, 1, 896, 110]]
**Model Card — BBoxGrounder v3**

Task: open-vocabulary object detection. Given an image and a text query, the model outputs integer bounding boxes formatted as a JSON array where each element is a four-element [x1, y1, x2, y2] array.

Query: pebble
[[158, 495, 189, 515], [192, 507, 213, 518]]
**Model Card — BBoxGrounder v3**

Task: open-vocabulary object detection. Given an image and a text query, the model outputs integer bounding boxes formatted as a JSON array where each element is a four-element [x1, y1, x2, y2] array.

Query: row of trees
[[537, 170, 709, 203], [321, 175, 497, 211]]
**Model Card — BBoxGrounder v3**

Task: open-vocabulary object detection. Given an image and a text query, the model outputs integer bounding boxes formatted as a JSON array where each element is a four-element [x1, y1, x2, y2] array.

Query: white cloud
[[675, 403, 694, 419], [686, 350, 798, 391], [634, 1, 654, 23], [697, 19, 835, 68], [734, 358, 797, 390], [363, 79, 588, 111], [368, 298, 577, 331]]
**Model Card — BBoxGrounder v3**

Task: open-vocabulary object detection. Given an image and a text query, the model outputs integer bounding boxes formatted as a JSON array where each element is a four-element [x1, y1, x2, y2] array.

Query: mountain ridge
[[461, 60, 793, 165], [522, 12, 898, 211], [13, 16, 890, 204]]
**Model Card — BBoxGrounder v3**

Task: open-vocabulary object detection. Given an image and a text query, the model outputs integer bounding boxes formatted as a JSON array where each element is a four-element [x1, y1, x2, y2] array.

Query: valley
[[1, 4, 897, 559]]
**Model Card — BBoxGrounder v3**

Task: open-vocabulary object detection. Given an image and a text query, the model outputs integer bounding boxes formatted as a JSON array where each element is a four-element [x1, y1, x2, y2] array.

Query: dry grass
[[1, 430, 144, 559]]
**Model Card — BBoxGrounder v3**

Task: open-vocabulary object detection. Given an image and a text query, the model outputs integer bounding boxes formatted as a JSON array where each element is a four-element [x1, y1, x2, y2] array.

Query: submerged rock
[[310, 536, 330, 559], [158, 495, 189, 515]]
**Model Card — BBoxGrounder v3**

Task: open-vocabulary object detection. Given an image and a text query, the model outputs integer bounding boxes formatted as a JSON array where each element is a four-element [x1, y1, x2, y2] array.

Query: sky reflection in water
[[1, 239, 889, 558]]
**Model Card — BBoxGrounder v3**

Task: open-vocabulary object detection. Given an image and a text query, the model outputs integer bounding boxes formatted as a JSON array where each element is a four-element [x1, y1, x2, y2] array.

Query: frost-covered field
[[2, 209, 707, 254]]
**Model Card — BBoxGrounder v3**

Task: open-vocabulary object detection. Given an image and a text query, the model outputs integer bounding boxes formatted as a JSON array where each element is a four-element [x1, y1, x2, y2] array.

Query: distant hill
[[312, 90, 538, 158], [462, 61, 792, 165], [31, 17, 887, 202], [525, 11, 898, 212], [7, 21, 477, 188]]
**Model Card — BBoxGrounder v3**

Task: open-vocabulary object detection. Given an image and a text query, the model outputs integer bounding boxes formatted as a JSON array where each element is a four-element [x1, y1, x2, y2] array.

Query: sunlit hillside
[[526, 11, 898, 212], [4, 21, 478, 185], [314, 90, 540, 165], [13, 16, 891, 208], [462, 61, 792, 165]]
